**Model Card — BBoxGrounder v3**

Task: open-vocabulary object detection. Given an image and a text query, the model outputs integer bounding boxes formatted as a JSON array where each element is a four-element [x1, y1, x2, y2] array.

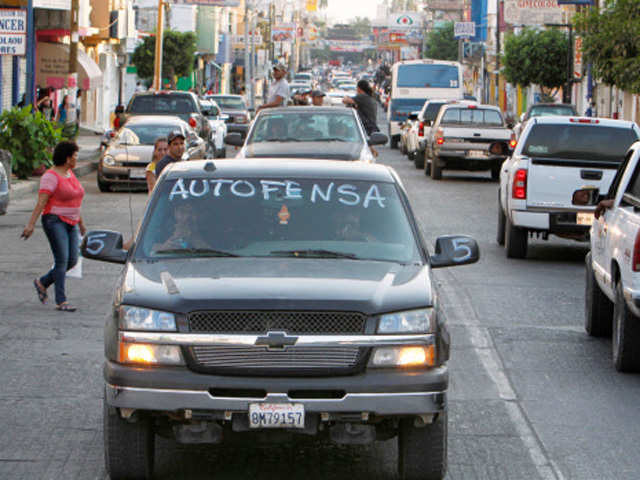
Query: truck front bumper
[[104, 362, 448, 416]]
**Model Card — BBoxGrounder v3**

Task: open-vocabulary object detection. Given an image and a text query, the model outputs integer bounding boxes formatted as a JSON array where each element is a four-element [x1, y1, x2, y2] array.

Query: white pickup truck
[[497, 116, 640, 258], [575, 141, 640, 372]]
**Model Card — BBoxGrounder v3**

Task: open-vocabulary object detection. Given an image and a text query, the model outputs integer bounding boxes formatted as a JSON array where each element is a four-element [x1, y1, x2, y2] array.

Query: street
[[1, 139, 640, 480]]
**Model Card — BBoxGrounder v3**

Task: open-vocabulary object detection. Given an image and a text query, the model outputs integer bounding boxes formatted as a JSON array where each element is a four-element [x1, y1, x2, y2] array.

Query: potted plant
[[0, 105, 62, 179]]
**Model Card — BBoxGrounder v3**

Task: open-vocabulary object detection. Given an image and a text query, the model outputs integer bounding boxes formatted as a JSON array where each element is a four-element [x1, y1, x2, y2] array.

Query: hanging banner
[[0, 9, 27, 56], [306, 0, 318, 12], [573, 35, 582, 79], [272, 23, 295, 42]]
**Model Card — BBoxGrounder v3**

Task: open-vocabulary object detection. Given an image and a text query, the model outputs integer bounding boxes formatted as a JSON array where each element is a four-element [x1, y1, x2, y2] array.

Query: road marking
[[438, 270, 566, 480]]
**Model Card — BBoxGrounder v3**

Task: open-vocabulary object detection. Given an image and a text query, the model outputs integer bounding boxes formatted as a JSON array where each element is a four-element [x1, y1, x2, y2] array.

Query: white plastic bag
[[66, 257, 82, 279]]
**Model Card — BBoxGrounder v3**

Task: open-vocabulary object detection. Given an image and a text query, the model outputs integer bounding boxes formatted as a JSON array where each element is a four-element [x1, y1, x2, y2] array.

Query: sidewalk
[[8, 127, 102, 202]]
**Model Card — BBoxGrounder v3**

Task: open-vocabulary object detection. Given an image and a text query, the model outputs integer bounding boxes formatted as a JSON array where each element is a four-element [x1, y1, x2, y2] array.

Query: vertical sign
[[306, 0, 317, 12], [0, 9, 27, 55], [573, 35, 582, 79]]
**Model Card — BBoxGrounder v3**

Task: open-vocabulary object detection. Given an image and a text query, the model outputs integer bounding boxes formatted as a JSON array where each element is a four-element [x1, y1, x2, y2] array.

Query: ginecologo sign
[[396, 15, 413, 26]]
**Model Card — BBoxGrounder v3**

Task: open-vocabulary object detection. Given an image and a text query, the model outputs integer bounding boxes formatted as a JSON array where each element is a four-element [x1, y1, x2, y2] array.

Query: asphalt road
[[1, 136, 639, 479]]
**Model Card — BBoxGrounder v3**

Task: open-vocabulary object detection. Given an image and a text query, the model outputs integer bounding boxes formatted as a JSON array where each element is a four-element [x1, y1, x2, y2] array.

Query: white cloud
[[324, 0, 379, 23]]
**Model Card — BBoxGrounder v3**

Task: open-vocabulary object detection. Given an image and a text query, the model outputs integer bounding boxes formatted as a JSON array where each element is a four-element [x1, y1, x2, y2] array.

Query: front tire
[[398, 412, 447, 480], [431, 157, 442, 180], [491, 166, 500, 181], [97, 175, 111, 193], [585, 253, 613, 337], [104, 398, 155, 480], [612, 281, 640, 372], [505, 215, 527, 258], [497, 195, 506, 246], [390, 136, 399, 149]]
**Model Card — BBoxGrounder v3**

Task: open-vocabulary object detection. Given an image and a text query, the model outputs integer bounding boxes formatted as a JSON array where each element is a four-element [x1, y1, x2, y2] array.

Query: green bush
[[0, 105, 62, 179]]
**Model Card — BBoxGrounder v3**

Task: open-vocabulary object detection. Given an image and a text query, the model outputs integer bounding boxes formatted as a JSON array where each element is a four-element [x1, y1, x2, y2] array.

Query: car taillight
[[512, 169, 527, 199], [418, 121, 424, 137], [189, 117, 197, 128], [435, 127, 444, 145], [509, 132, 517, 149], [569, 118, 600, 124], [114, 117, 120, 129], [633, 230, 640, 272]]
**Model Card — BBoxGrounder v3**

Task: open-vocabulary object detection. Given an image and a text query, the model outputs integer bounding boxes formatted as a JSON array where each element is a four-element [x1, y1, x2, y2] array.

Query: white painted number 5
[[86, 233, 107, 255], [452, 238, 472, 262]]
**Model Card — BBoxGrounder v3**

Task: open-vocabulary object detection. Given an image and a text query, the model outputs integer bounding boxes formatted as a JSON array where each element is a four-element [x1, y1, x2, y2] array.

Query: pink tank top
[[39, 169, 85, 225]]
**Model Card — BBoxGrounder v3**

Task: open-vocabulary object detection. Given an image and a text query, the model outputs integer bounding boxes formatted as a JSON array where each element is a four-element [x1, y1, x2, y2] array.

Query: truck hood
[[118, 257, 432, 314]]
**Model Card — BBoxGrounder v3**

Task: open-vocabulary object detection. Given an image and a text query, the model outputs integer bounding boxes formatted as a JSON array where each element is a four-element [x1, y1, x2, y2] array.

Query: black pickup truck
[[83, 159, 479, 480]]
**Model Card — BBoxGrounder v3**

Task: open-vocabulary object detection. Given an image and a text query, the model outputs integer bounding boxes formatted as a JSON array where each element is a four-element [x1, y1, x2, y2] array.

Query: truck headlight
[[102, 154, 116, 166], [119, 306, 177, 331], [119, 343, 184, 365], [370, 345, 435, 367], [377, 308, 436, 334]]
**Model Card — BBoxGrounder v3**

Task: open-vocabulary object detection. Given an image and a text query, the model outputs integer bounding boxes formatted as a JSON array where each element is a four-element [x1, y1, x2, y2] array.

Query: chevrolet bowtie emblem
[[254, 331, 298, 350]]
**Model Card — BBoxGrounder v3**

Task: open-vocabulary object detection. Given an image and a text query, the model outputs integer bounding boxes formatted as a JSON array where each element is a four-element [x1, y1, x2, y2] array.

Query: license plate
[[129, 168, 146, 179], [577, 212, 595, 226], [467, 149, 488, 158], [249, 403, 305, 429]]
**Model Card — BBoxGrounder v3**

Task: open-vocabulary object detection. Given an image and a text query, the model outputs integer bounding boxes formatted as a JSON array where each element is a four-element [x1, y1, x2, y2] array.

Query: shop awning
[[36, 42, 103, 91]]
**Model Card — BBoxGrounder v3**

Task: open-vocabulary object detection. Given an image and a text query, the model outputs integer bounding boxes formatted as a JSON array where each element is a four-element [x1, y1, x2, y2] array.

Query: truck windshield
[[523, 125, 638, 162], [440, 108, 503, 126], [136, 177, 420, 264], [397, 64, 459, 88]]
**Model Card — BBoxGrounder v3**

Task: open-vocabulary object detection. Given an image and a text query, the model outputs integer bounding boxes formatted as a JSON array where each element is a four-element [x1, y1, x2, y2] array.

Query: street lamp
[[545, 23, 573, 104]]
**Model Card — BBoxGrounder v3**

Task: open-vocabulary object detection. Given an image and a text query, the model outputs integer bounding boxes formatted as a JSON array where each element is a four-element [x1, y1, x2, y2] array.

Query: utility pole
[[152, 0, 165, 91], [250, 12, 257, 109], [25, 0, 35, 107], [244, 0, 250, 98], [69, 0, 79, 95]]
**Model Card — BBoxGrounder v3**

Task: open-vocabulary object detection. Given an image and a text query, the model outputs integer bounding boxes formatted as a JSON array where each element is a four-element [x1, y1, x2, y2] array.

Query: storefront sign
[[0, 9, 26, 56], [454, 22, 476, 38], [503, 0, 563, 25], [272, 24, 295, 42], [33, 0, 70, 9]]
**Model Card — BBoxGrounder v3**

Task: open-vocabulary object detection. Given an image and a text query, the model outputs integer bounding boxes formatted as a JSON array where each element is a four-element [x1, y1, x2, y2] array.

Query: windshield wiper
[[263, 137, 302, 142], [153, 248, 239, 257], [312, 137, 350, 142], [270, 249, 358, 259]]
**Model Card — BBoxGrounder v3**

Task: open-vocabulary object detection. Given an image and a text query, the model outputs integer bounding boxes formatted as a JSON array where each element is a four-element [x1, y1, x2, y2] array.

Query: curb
[[8, 150, 100, 203]]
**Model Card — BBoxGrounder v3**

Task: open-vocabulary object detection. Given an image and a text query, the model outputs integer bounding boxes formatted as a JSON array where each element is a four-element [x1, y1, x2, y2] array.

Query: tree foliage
[[424, 22, 457, 61], [0, 106, 61, 179], [502, 28, 568, 97], [351, 17, 372, 39], [574, 0, 640, 93], [131, 30, 197, 87]]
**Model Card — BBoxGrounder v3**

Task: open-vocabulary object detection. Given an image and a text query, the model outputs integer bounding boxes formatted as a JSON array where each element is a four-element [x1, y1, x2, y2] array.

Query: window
[[523, 125, 638, 163], [249, 113, 361, 143], [440, 108, 503, 126], [137, 178, 420, 264], [397, 64, 459, 88]]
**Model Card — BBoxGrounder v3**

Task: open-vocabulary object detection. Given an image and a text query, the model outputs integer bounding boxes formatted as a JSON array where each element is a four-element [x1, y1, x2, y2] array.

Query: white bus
[[387, 59, 464, 149]]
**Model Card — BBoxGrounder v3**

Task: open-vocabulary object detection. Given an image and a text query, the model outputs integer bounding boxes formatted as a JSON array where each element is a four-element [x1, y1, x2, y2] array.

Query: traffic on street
[[1, 0, 640, 478]]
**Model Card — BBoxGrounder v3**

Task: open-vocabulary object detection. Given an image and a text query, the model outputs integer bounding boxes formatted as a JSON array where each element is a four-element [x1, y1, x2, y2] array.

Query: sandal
[[56, 303, 77, 312], [33, 279, 47, 304]]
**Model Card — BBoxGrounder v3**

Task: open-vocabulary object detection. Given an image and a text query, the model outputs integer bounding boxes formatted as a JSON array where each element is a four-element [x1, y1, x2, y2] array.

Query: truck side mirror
[[81, 230, 127, 264], [572, 187, 600, 206], [224, 132, 244, 146], [430, 235, 480, 269]]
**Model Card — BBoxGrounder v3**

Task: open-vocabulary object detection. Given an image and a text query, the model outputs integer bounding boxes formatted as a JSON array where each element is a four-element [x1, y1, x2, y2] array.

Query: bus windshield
[[397, 64, 459, 89]]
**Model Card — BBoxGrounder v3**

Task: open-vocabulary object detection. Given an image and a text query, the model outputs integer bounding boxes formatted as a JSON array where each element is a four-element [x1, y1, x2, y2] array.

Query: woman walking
[[22, 141, 86, 312], [342, 79, 380, 156]]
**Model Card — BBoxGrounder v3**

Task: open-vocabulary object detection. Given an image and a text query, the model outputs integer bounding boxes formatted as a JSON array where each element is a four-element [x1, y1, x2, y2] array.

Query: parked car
[[82, 157, 479, 480], [0, 157, 9, 215], [124, 91, 210, 140], [512, 103, 577, 140], [199, 99, 228, 158], [206, 94, 251, 139], [425, 102, 513, 180], [224, 106, 387, 162], [497, 116, 640, 258], [97, 115, 207, 192], [574, 140, 640, 372], [405, 99, 450, 168]]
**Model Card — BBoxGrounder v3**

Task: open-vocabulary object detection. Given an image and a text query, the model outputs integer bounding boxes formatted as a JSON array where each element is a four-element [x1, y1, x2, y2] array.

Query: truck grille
[[188, 311, 367, 335], [191, 345, 363, 371]]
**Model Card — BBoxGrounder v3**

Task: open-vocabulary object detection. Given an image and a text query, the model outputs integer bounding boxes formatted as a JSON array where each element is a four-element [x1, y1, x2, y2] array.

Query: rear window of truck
[[523, 124, 638, 162], [128, 94, 197, 114], [440, 108, 503, 126]]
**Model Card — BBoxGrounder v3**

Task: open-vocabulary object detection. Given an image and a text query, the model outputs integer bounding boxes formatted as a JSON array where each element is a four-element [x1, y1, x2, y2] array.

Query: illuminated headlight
[[119, 306, 177, 331], [119, 343, 184, 365], [377, 308, 436, 334], [370, 345, 435, 367], [102, 154, 116, 166]]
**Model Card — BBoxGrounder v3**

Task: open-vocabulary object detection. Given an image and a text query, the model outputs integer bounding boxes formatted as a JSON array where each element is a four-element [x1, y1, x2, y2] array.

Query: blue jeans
[[39, 214, 79, 305]]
